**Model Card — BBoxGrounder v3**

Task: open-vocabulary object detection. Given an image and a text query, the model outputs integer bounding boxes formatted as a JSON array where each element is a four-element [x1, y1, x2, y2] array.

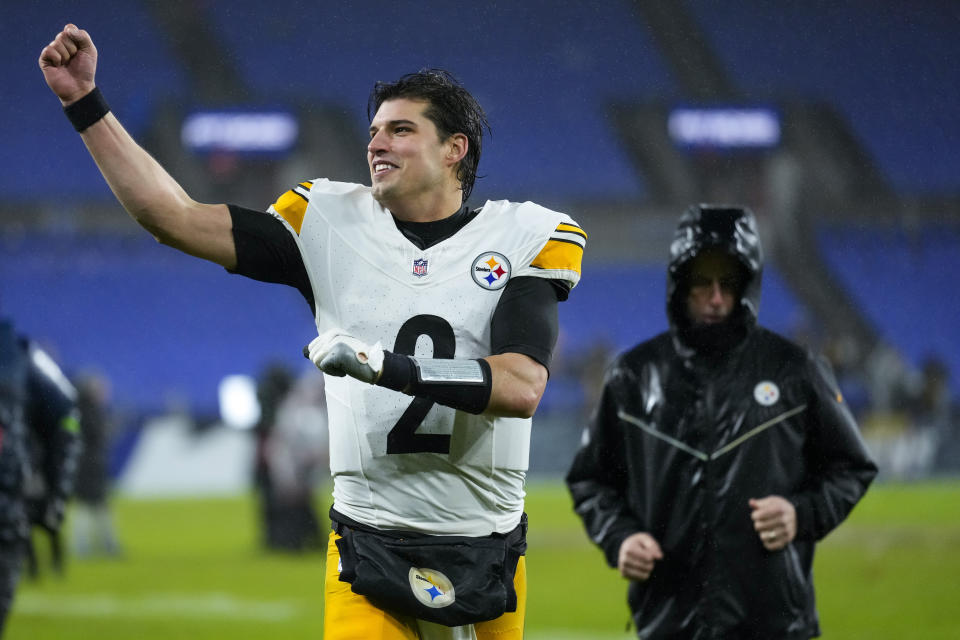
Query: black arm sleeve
[[790, 354, 879, 540], [490, 276, 560, 370], [565, 364, 645, 567], [227, 204, 314, 312], [26, 344, 81, 501]]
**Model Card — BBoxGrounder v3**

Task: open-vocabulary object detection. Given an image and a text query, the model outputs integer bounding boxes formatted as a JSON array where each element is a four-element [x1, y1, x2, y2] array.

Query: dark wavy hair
[[368, 69, 490, 203]]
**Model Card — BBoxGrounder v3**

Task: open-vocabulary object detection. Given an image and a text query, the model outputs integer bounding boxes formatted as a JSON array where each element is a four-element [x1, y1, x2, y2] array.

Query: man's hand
[[305, 328, 384, 384], [749, 495, 797, 551], [39, 23, 97, 106], [617, 532, 663, 581]]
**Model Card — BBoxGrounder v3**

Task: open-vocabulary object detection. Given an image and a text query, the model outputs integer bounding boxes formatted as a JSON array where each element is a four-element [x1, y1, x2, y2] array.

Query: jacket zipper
[[701, 378, 717, 627]]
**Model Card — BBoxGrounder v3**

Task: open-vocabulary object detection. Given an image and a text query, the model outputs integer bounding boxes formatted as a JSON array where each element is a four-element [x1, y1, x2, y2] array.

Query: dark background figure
[[252, 363, 303, 551], [0, 316, 81, 635], [262, 370, 328, 553], [70, 372, 122, 558], [566, 206, 878, 640], [909, 356, 959, 475]]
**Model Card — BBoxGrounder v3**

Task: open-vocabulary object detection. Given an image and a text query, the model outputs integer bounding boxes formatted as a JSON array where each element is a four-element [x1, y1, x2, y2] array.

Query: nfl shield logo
[[412, 258, 429, 278]]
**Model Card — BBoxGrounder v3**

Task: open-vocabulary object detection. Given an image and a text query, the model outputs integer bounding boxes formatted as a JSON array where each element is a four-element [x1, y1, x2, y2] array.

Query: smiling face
[[367, 98, 466, 221], [685, 249, 744, 326]]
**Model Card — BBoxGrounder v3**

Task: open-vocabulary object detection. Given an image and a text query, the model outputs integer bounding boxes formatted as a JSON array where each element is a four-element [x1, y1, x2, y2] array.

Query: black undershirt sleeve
[[227, 204, 315, 312], [490, 275, 561, 370]]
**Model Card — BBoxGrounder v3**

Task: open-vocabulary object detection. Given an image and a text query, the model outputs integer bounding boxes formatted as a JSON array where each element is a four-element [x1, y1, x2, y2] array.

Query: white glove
[[306, 328, 385, 384]]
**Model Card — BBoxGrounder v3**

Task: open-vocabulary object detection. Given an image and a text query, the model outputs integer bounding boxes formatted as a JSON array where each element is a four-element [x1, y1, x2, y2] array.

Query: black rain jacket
[[566, 206, 877, 639], [0, 318, 81, 542]]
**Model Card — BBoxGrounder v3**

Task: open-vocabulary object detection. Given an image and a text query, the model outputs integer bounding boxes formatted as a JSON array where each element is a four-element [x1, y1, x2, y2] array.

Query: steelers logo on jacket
[[753, 381, 781, 406]]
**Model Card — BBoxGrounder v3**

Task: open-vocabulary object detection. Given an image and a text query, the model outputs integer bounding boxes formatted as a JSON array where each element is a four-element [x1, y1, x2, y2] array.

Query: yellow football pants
[[322, 531, 526, 640]]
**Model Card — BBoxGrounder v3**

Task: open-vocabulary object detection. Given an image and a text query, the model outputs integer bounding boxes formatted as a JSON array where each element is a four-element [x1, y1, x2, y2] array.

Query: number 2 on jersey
[[386, 315, 454, 455]]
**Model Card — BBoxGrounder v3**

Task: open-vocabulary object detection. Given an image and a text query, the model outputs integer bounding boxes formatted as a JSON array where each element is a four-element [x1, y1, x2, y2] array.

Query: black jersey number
[[386, 314, 454, 455]]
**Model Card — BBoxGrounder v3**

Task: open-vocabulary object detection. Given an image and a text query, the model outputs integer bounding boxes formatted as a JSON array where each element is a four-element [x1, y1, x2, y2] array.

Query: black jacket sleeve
[[789, 354, 878, 540], [25, 343, 82, 503], [565, 361, 646, 567]]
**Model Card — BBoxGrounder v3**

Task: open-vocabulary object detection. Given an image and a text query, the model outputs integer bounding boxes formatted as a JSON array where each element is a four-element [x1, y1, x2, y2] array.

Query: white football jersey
[[268, 179, 585, 536]]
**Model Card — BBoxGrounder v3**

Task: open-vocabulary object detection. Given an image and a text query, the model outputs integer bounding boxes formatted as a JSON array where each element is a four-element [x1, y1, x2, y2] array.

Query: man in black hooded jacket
[[566, 205, 877, 639], [0, 316, 81, 634]]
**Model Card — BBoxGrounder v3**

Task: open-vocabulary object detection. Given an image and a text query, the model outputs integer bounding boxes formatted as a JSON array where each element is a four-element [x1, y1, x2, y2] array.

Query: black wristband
[[376, 351, 493, 415], [377, 351, 416, 392], [63, 87, 110, 132]]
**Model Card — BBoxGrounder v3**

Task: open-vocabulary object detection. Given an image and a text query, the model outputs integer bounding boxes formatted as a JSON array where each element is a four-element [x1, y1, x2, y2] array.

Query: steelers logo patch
[[408, 567, 456, 608], [471, 252, 511, 290], [753, 381, 780, 406]]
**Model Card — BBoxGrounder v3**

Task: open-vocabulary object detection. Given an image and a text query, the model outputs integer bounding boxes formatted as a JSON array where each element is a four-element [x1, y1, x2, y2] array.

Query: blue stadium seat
[[1, 232, 315, 414], [200, 0, 679, 202], [818, 221, 960, 394], [3, 2, 187, 200], [685, 0, 960, 195]]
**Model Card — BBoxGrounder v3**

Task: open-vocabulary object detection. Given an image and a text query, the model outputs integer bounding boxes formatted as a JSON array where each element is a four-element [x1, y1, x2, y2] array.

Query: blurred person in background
[[254, 363, 327, 553], [566, 205, 877, 640], [907, 356, 957, 476], [264, 369, 328, 552], [70, 372, 122, 558], [41, 23, 585, 640], [0, 315, 81, 635], [252, 363, 295, 551]]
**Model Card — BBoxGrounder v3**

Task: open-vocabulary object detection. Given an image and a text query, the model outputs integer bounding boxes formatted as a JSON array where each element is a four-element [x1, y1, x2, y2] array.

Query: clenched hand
[[39, 23, 97, 105], [749, 495, 797, 551], [617, 532, 663, 581]]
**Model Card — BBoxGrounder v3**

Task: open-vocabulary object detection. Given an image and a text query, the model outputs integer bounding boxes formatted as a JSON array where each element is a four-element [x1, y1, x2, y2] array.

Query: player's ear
[[446, 133, 468, 165]]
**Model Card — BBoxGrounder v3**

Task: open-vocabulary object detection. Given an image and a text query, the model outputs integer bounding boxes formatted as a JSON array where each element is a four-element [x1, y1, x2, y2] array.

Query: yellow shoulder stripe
[[531, 238, 584, 275], [556, 223, 587, 240], [270, 182, 312, 234]]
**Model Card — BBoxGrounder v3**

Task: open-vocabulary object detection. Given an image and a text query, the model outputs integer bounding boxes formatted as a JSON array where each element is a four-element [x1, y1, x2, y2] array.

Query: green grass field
[[8, 479, 960, 639]]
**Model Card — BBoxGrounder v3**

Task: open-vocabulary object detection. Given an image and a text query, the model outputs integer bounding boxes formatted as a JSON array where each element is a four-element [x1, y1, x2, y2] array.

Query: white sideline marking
[[17, 595, 632, 637], [15, 592, 298, 622]]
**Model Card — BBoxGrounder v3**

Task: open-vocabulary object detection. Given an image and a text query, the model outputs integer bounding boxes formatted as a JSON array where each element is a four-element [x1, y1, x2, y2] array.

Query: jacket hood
[[666, 204, 763, 338]]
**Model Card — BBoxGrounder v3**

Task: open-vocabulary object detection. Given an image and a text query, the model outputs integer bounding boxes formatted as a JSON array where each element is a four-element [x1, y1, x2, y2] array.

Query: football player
[[41, 24, 585, 640]]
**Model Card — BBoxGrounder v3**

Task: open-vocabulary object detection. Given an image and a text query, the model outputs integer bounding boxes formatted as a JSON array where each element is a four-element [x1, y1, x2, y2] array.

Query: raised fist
[[39, 23, 98, 105]]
